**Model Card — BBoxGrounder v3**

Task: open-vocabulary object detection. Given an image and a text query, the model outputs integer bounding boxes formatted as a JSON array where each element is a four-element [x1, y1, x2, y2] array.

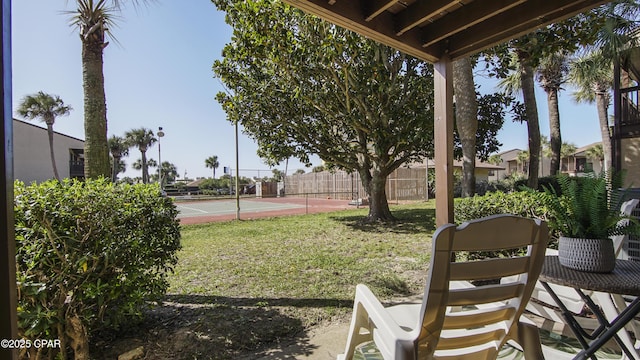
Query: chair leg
[[594, 292, 640, 359], [338, 303, 373, 360], [517, 321, 546, 360]]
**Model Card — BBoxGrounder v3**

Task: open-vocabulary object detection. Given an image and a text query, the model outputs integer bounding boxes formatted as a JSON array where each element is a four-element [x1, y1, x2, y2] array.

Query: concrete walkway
[[298, 322, 349, 359], [253, 321, 349, 360]]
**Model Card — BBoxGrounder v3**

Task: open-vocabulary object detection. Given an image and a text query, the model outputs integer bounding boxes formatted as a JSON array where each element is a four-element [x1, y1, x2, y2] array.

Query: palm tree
[[205, 155, 220, 178], [569, 53, 613, 171], [110, 158, 127, 180], [453, 56, 478, 197], [108, 135, 130, 182], [158, 161, 179, 184], [16, 91, 72, 181], [132, 158, 157, 182], [537, 51, 569, 176], [568, 1, 640, 171], [125, 128, 157, 183], [561, 142, 578, 158], [498, 52, 541, 189], [132, 158, 157, 169], [487, 154, 503, 166], [115, 159, 127, 177], [516, 150, 530, 174], [68, 0, 151, 180]]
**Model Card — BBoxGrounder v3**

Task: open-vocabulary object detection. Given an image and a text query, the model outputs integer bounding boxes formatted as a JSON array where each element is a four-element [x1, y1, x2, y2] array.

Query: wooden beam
[[442, 0, 608, 59], [284, 0, 441, 63], [434, 57, 454, 226], [1, 0, 18, 359], [618, 124, 640, 139], [395, 0, 458, 36], [365, 0, 400, 22], [420, 0, 526, 48]]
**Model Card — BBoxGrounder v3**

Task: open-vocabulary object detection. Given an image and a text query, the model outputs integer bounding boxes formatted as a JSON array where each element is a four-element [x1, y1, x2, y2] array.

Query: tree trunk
[[82, 32, 111, 179], [360, 169, 394, 222], [596, 90, 612, 171], [141, 150, 149, 184], [65, 314, 89, 360], [46, 123, 60, 181], [453, 57, 478, 197], [519, 58, 541, 189], [112, 155, 120, 182], [547, 88, 562, 176]]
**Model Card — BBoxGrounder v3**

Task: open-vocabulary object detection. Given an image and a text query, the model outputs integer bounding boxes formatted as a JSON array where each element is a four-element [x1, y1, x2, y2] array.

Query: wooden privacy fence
[[283, 168, 430, 202]]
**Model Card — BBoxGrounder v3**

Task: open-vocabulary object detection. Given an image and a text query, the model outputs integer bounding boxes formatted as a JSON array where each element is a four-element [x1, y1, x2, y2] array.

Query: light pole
[[235, 121, 240, 220], [157, 127, 165, 191]]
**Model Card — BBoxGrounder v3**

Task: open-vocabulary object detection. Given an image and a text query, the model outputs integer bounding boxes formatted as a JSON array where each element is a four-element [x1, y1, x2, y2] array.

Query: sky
[[12, 0, 605, 180]]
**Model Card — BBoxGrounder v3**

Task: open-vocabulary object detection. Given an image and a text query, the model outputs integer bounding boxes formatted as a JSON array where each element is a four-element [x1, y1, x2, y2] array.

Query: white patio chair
[[337, 214, 549, 360]]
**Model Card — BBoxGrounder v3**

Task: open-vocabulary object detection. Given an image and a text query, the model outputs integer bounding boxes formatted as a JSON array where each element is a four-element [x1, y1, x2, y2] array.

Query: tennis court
[[175, 197, 355, 224]]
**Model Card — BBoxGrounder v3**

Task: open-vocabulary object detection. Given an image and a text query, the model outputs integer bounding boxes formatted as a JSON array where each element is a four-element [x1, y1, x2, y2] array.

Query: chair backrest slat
[[448, 283, 524, 307], [446, 216, 540, 252], [437, 329, 506, 350], [450, 257, 530, 281], [442, 306, 515, 329]]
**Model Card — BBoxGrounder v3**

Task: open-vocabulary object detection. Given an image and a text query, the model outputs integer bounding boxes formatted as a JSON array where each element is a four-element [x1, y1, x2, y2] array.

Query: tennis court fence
[[279, 168, 430, 202]]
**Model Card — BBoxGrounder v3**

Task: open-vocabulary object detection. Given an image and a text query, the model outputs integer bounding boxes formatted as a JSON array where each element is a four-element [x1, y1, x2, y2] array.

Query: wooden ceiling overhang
[[283, 0, 609, 63]]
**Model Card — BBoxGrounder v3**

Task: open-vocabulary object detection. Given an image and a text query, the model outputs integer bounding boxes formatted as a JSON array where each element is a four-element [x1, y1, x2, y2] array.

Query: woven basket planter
[[558, 236, 616, 273]]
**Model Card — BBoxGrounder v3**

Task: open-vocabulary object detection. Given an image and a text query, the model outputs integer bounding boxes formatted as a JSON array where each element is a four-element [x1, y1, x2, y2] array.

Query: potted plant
[[540, 172, 639, 273]]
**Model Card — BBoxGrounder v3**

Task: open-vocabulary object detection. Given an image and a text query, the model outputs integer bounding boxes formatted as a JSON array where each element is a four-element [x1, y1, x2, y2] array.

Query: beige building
[[424, 158, 504, 182], [619, 138, 640, 188], [13, 118, 84, 183], [613, 47, 640, 189], [560, 142, 604, 176], [491, 148, 551, 180], [491, 144, 605, 181]]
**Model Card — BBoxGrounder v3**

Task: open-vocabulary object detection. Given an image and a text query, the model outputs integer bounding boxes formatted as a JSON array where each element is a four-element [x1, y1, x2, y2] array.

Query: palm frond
[[66, 0, 156, 45]]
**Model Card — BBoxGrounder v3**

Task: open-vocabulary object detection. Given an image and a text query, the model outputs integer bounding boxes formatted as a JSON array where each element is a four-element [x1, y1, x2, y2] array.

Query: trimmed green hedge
[[14, 178, 181, 359], [454, 190, 547, 223], [454, 191, 551, 260]]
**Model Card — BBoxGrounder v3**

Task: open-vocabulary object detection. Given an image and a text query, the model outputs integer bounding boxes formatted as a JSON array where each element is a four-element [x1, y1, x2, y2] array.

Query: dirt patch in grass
[[93, 297, 320, 359], [91, 296, 368, 359]]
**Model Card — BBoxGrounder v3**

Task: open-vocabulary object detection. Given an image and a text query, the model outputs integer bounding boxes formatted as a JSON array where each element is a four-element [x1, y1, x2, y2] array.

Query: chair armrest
[[352, 284, 418, 358]]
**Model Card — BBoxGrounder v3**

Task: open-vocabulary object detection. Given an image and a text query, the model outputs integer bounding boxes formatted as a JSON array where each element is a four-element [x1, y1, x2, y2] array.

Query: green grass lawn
[[157, 201, 436, 359]]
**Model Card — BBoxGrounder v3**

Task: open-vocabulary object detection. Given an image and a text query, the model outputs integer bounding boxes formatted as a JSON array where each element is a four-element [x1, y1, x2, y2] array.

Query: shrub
[[454, 191, 550, 260], [512, 175, 562, 193], [454, 190, 547, 223], [14, 178, 181, 359]]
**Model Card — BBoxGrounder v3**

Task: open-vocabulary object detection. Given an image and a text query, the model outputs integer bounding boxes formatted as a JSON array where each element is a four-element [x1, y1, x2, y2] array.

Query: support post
[[613, 59, 621, 171], [434, 57, 454, 227], [1, 0, 18, 358]]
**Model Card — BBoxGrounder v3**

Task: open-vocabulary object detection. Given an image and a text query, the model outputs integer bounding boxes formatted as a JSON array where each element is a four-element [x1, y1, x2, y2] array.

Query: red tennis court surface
[[177, 197, 358, 225]]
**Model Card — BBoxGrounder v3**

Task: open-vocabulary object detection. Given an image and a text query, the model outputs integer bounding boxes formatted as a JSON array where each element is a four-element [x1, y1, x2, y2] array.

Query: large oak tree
[[213, 0, 435, 222]]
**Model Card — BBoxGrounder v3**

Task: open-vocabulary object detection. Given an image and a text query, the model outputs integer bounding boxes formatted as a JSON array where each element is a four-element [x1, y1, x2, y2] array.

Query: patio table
[[539, 255, 640, 360]]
